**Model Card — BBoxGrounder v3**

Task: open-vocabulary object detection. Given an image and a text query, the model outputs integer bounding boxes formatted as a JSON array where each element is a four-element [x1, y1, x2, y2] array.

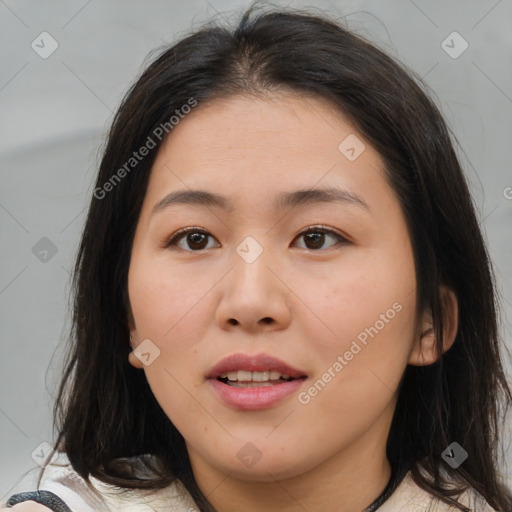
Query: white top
[[2, 451, 499, 511]]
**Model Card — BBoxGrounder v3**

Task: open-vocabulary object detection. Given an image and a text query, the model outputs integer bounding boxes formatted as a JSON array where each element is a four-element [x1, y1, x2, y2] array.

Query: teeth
[[220, 370, 291, 382], [252, 370, 269, 382]]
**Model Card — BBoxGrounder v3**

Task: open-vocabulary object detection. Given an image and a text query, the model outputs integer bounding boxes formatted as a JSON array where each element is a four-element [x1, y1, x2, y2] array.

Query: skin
[[127, 93, 458, 512]]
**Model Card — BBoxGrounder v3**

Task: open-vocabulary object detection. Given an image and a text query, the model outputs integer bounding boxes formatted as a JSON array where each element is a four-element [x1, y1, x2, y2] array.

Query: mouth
[[207, 352, 307, 381], [217, 370, 299, 388], [207, 353, 308, 410]]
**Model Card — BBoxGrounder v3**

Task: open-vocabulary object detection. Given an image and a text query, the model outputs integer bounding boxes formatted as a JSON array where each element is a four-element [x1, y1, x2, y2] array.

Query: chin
[[209, 448, 315, 482]]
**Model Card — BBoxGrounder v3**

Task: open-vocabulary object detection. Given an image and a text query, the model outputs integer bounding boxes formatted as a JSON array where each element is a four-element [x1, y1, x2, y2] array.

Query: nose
[[215, 241, 292, 333]]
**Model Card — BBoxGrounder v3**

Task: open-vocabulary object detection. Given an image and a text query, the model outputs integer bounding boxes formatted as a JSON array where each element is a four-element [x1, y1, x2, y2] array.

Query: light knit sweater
[[2, 451, 499, 511]]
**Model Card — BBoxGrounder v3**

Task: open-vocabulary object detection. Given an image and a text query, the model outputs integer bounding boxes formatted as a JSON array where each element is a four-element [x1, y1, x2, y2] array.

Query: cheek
[[128, 253, 214, 344], [309, 263, 415, 351], [128, 253, 220, 424], [128, 256, 214, 434], [305, 243, 417, 395], [306, 290, 415, 406], [295, 286, 415, 454]]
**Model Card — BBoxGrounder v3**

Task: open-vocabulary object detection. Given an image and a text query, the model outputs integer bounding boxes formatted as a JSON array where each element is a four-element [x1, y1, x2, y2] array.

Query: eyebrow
[[151, 186, 370, 216]]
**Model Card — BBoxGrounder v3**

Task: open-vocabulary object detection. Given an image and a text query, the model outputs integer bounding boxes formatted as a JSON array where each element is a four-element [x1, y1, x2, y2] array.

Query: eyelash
[[163, 225, 350, 252]]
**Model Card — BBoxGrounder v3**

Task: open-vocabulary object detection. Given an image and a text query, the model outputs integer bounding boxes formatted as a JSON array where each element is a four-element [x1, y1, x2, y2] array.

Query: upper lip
[[207, 353, 307, 379]]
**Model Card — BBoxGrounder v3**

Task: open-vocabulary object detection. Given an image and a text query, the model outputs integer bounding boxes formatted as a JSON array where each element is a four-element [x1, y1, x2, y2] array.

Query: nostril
[[228, 319, 239, 325]]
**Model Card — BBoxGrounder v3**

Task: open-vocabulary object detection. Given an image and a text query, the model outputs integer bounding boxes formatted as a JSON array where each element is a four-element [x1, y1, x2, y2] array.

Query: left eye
[[164, 226, 348, 252], [293, 227, 349, 250]]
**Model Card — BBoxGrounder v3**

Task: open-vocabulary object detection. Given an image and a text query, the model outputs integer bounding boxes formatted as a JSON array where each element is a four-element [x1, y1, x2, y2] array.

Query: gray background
[[1, 0, 511, 501]]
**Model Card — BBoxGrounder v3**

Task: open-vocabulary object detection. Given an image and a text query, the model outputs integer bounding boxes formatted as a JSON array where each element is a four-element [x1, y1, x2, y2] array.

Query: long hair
[[41, 3, 512, 511]]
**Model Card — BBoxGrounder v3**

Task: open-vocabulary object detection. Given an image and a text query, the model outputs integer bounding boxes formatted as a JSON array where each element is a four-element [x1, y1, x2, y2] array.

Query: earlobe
[[408, 286, 459, 367], [129, 350, 144, 369], [408, 319, 436, 366], [128, 332, 144, 369]]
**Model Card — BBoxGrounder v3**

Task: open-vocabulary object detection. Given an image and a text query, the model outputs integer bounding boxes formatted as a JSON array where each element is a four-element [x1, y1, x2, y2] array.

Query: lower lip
[[208, 378, 306, 410]]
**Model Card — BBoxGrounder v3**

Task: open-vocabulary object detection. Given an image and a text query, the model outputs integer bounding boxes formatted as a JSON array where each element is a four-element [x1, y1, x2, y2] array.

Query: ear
[[408, 285, 459, 366], [128, 329, 144, 369], [126, 304, 144, 369]]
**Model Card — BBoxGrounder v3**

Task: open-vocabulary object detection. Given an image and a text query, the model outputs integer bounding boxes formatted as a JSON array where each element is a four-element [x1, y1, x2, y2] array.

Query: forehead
[[158, 92, 356, 160], [142, 93, 394, 217]]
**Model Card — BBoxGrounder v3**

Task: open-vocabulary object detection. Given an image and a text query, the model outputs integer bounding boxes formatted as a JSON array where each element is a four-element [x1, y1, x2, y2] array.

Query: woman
[[4, 3, 511, 511]]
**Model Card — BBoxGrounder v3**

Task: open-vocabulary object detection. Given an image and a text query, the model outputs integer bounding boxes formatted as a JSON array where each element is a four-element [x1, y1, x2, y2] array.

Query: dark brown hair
[[39, 3, 511, 511]]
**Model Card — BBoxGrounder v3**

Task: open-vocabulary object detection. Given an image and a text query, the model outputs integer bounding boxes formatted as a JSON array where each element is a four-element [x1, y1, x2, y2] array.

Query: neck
[[188, 413, 394, 512]]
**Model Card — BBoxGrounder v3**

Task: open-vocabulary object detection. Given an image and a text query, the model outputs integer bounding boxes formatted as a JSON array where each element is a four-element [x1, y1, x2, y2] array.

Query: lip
[[209, 378, 305, 410], [206, 353, 308, 411]]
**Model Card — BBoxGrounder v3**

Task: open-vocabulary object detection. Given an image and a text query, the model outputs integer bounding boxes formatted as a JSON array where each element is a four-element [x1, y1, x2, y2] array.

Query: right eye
[[164, 227, 220, 251]]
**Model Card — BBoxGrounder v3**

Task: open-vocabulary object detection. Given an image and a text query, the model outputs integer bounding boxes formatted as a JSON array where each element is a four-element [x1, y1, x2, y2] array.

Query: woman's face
[[128, 93, 422, 483]]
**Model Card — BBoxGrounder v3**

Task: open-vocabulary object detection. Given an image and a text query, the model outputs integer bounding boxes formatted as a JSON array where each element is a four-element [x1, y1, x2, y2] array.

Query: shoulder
[[1, 452, 102, 512], [2, 503, 53, 511], [1, 451, 199, 512], [377, 470, 500, 512]]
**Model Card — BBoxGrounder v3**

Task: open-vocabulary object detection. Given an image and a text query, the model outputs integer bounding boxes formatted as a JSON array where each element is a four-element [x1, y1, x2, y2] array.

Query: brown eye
[[294, 227, 349, 250], [165, 228, 219, 251]]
